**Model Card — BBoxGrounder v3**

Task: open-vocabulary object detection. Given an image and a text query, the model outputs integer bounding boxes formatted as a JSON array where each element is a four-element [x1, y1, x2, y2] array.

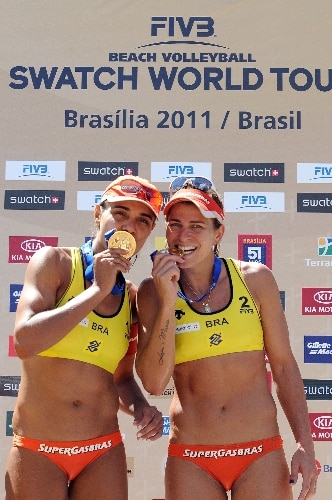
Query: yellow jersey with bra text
[[38, 247, 132, 373], [174, 258, 264, 365]]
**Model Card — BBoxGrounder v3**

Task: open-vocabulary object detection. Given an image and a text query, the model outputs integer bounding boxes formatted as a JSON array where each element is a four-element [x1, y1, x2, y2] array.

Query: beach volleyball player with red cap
[[6, 175, 163, 500], [136, 176, 317, 500]]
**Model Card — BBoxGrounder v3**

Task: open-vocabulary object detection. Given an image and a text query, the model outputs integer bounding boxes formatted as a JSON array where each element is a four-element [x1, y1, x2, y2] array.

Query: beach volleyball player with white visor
[[136, 176, 317, 500]]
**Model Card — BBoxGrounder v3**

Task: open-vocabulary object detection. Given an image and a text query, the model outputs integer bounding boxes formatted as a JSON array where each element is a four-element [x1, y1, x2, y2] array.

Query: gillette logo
[[304, 336, 332, 363]]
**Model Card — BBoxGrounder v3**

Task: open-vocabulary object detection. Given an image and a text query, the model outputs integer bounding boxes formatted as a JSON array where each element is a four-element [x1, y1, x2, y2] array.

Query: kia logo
[[313, 416, 332, 430], [21, 239, 46, 252], [313, 291, 332, 304]]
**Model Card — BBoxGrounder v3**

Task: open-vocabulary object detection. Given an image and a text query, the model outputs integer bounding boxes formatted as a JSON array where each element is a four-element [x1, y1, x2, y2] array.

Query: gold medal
[[108, 231, 136, 259], [168, 246, 184, 257]]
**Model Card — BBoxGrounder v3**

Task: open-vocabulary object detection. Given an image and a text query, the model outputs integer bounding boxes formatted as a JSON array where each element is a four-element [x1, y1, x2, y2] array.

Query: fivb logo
[[23, 164, 48, 176], [5, 161, 66, 181], [224, 192, 284, 212], [313, 165, 332, 180], [151, 162, 212, 182], [297, 163, 332, 183], [169, 165, 193, 176], [241, 195, 268, 208], [151, 17, 214, 38], [77, 191, 103, 210]]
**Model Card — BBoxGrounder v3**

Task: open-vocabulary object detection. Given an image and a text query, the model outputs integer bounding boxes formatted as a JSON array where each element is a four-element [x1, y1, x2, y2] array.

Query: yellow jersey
[[175, 258, 264, 365], [38, 247, 132, 373]]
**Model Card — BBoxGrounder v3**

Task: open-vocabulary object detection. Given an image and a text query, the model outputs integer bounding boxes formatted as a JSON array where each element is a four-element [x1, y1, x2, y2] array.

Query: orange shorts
[[168, 435, 283, 492], [13, 430, 123, 482]]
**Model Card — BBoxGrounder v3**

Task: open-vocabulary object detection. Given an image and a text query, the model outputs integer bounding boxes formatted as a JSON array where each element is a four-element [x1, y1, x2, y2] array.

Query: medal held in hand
[[108, 231, 136, 259]]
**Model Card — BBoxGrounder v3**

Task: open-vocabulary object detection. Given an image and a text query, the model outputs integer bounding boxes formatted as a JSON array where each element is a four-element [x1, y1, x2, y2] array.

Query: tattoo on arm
[[158, 347, 164, 365], [158, 320, 169, 365]]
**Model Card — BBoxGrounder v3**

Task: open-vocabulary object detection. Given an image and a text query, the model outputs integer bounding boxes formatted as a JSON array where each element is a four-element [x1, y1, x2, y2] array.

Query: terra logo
[[318, 236, 332, 256], [151, 17, 214, 38]]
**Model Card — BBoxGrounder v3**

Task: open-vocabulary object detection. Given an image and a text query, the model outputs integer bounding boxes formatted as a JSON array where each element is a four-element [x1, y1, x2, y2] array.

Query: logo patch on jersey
[[85, 338, 102, 354], [209, 333, 222, 346], [239, 296, 254, 314], [175, 309, 186, 320], [175, 322, 200, 334]]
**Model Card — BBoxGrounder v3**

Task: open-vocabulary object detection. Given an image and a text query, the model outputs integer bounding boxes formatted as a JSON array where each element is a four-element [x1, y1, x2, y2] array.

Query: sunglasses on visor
[[169, 177, 224, 213], [169, 176, 217, 197]]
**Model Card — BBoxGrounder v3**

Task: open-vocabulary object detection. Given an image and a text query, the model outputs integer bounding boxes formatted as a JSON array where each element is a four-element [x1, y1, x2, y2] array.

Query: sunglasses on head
[[169, 176, 224, 213], [169, 176, 217, 197]]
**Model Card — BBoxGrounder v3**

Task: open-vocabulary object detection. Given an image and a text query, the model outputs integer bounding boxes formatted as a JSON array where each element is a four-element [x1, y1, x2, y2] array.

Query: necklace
[[202, 290, 213, 313], [181, 276, 213, 313], [178, 256, 222, 313]]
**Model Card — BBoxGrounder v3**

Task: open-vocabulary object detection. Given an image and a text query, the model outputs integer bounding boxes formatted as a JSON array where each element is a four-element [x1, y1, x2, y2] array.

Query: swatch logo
[[0, 376, 21, 396], [224, 163, 284, 183], [4, 190, 65, 210], [297, 193, 332, 213], [78, 161, 138, 181], [303, 379, 332, 400]]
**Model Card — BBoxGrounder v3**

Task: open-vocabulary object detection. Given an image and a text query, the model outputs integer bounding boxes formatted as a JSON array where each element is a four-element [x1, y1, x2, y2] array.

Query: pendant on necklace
[[203, 303, 211, 313]]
